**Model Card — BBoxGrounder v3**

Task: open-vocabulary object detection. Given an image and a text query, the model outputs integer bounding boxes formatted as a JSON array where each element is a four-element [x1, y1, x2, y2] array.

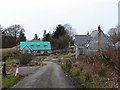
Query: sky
[[0, 0, 119, 40]]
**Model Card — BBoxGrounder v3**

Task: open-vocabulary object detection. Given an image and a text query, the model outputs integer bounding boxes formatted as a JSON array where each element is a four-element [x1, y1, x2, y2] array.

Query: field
[[0, 45, 19, 57]]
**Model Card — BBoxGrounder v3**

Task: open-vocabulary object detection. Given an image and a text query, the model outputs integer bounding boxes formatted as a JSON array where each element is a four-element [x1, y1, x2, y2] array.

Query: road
[[12, 61, 75, 88], [19, 66, 41, 75]]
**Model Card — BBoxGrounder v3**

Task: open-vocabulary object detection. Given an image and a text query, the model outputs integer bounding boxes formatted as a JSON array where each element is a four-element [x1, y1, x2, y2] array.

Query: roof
[[91, 30, 98, 38], [115, 41, 120, 48], [20, 41, 51, 50], [91, 30, 103, 38], [91, 30, 112, 42], [74, 35, 92, 46]]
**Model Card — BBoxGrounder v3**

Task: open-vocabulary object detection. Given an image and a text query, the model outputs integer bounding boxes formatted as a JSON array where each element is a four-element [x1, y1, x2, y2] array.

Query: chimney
[[87, 32, 89, 35], [98, 25, 101, 31], [98, 25, 101, 50]]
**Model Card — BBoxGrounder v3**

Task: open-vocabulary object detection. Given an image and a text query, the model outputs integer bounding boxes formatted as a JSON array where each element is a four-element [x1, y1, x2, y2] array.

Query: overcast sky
[[0, 0, 119, 40]]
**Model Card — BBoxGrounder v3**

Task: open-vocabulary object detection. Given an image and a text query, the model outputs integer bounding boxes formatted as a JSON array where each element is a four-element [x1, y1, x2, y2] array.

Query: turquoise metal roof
[[20, 41, 51, 50]]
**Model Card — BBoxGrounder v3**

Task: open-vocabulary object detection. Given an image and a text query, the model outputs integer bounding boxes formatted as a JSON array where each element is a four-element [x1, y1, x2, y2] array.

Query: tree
[[0, 25, 3, 35], [1, 24, 26, 48], [2, 35, 16, 48], [4, 24, 25, 39], [42, 33, 50, 41], [0, 25, 2, 48], [108, 25, 120, 44], [52, 24, 66, 39], [50, 24, 74, 49], [17, 30, 26, 45], [64, 24, 75, 38], [38, 38, 40, 40], [43, 30, 46, 39], [33, 34, 38, 40]]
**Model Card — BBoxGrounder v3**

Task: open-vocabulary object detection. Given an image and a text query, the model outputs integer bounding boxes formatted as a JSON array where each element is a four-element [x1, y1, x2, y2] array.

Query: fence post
[[2, 56, 6, 76]]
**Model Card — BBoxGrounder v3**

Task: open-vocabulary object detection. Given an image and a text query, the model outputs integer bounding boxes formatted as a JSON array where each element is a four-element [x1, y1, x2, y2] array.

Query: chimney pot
[[98, 25, 101, 30]]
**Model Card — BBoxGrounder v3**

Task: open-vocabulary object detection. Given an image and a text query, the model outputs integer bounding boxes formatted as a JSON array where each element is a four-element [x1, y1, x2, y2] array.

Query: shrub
[[18, 54, 32, 65], [98, 70, 106, 77], [70, 67, 80, 77], [61, 63, 72, 72]]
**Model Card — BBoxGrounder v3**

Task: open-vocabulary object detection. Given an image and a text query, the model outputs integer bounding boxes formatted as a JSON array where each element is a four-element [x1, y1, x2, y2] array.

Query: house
[[20, 41, 51, 55], [75, 26, 112, 58], [115, 41, 120, 48], [74, 35, 92, 58]]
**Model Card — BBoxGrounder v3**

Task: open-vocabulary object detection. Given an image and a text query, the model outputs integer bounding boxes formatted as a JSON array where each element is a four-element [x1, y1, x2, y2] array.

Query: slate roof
[[91, 30, 98, 38], [115, 41, 120, 48], [91, 30, 112, 42], [20, 41, 51, 50], [75, 35, 92, 46]]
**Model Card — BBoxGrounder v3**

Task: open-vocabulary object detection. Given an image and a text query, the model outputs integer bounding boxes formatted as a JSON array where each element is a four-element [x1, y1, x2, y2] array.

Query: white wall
[[75, 45, 80, 59]]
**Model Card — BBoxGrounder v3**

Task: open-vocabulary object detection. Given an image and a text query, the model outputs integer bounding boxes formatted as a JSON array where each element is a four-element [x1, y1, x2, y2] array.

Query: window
[[31, 45, 34, 47], [37, 45, 40, 47], [25, 50, 29, 53], [44, 44, 47, 47]]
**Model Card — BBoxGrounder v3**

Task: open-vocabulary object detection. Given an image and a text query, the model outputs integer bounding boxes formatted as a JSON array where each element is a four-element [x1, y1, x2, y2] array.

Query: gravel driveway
[[12, 61, 75, 88]]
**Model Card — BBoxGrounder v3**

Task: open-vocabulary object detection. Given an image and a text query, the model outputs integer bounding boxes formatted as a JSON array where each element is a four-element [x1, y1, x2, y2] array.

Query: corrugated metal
[[20, 41, 51, 50]]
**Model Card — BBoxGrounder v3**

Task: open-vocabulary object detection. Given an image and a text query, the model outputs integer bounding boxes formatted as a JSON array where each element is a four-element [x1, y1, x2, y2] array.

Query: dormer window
[[37, 45, 40, 47], [31, 45, 34, 47], [44, 44, 47, 47]]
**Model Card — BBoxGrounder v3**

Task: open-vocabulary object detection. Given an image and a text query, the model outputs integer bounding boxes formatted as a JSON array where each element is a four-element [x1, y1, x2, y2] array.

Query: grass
[[0, 76, 2, 90], [2, 74, 21, 90], [63, 54, 72, 58], [61, 63, 96, 88], [1, 45, 19, 57], [70, 67, 95, 88], [6, 58, 18, 65]]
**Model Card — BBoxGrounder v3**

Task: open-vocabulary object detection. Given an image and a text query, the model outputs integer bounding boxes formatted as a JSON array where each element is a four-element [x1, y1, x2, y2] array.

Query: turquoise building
[[20, 41, 51, 55]]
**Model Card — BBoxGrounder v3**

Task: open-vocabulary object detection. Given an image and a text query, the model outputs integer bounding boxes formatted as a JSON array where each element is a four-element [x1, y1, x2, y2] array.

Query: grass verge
[[61, 63, 96, 88], [2, 74, 21, 90], [6, 58, 18, 65]]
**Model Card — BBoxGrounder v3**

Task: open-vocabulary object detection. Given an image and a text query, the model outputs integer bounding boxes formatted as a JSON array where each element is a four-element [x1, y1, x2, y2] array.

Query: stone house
[[74, 26, 112, 58]]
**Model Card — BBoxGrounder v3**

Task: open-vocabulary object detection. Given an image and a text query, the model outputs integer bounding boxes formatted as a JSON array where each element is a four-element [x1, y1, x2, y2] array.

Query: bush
[[98, 70, 106, 77], [18, 54, 32, 65], [61, 63, 72, 72], [70, 67, 80, 77]]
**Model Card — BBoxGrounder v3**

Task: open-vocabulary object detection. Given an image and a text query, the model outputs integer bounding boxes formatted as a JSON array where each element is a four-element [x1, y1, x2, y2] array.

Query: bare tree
[[4, 24, 25, 39], [108, 25, 120, 44], [0, 25, 3, 35], [64, 24, 75, 38]]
